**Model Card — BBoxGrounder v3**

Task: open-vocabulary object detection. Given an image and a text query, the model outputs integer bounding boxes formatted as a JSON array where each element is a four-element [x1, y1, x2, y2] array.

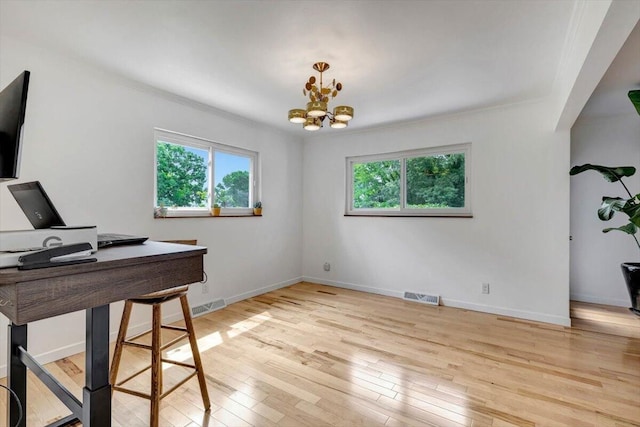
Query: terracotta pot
[[621, 262, 640, 316], [253, 208, 262, 216], [211, 207, 221, 216]]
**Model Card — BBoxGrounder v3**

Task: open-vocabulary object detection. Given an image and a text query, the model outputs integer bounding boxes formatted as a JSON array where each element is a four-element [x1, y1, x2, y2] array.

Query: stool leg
[[150, 303, 162, 427], [180, 295, 211, 410], [110, 300, 133, 390]]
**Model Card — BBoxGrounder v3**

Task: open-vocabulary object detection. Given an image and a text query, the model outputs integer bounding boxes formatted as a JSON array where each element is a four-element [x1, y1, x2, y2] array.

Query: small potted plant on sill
[[253, 201, 262, 216], [154, 203, 168, 218], [569, 90, 640, 315], [211, 203, 221, 217]]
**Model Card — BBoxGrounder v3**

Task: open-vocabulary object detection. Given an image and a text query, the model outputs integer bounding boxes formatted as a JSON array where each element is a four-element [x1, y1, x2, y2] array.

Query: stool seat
[[128, 285, 189, 304], [110, 240, 210, 427]]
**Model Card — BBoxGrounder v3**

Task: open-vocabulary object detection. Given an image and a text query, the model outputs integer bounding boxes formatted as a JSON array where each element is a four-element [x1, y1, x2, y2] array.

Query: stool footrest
[[161, 333, 190, 350], [115, 364, 151, 387], [122, 340, 152, 350], [123, 324, 188, 344], [163, 325, 187, 333], [115, 357, 197, 389], [122, 332, 189, 352], [113, 371, 198, 401], [112, 385, 151, 400], [160, 372, 197, 400], [161, 358, 196, 370]]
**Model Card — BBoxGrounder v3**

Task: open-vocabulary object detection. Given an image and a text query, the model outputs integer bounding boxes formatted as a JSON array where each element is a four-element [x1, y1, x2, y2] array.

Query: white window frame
[[346, 143, 472, 217], [154, 128, 259, 217]]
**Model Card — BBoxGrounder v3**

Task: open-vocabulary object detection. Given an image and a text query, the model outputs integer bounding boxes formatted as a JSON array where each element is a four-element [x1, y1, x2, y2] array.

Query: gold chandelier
[[288, 62, 354, 131]]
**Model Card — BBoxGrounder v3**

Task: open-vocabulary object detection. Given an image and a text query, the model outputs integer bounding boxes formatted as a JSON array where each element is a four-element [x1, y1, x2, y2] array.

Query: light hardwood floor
[[570, 300, 640, 339], [1, 282, 639, 426]]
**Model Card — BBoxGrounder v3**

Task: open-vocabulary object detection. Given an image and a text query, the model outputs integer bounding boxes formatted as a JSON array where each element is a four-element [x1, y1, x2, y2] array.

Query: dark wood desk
[[0, 241, 207, 427]]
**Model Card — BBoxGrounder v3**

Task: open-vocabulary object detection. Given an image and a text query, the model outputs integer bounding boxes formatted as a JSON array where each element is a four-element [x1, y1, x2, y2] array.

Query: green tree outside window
[[215, 170, 250, 207], [156, 142, 208, 207]]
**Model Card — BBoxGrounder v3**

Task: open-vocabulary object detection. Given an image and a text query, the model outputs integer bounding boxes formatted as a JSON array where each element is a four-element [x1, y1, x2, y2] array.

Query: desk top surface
[[0, 241, 207, 324], [0, 241, 207, 284]]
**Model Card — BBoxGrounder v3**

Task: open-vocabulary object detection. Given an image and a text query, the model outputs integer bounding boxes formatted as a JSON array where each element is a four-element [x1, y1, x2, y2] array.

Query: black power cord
[[1, 384, 23, 427]]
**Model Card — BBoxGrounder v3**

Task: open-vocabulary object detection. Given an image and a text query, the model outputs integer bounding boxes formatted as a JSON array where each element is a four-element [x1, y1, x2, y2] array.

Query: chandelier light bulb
[[303, 117, 321, 131], [307, 101, 327, 118], [330, 118, 348, 129], [288, 109, 306, 123], [333, 105, 354, 121]]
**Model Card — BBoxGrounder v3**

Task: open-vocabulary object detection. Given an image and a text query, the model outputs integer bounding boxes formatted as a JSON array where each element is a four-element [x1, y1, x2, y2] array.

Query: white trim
[[302, 276, 571, 327], [441, 298, 571, 327], [346, 143, 472, 216], [225, 277, 303, 305]]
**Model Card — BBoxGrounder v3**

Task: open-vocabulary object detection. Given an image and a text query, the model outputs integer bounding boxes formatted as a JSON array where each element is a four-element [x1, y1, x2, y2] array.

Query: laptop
[[8, 181, 148, 248]]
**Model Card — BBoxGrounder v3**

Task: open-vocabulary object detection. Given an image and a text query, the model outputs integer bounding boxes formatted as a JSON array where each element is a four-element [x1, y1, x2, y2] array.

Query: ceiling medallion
[[288, 62, 354, 131]]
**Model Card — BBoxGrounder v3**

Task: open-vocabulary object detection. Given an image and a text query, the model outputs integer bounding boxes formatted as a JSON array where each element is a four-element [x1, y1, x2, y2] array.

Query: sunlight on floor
[[164, 310, 272, 366]]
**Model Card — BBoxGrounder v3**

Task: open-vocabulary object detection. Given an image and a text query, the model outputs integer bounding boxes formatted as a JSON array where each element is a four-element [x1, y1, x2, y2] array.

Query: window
[[154, 129, 259, 217], [346, 143, 471, 216]]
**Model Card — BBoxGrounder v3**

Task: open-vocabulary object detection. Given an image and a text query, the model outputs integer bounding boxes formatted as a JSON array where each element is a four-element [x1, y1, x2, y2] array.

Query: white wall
[[302, 101, 571, 326], [0, 31, 579, 376], [570, 112, 640, 306], [0, 36, 303, 373]]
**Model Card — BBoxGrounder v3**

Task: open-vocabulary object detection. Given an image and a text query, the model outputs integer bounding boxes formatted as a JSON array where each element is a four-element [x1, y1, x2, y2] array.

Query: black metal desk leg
[[7, 323, 27, 427], [82, 304, 111, 426]]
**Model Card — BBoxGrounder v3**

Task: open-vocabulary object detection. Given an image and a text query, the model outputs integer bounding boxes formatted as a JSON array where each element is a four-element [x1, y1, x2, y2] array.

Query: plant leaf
[[569, 164, 636, 182], [621, 194, 640, 217], [626, 195, 640, 227], [598, 197, 626, 220], [629, 90, 640, 116], [603, 222, 638, 235]]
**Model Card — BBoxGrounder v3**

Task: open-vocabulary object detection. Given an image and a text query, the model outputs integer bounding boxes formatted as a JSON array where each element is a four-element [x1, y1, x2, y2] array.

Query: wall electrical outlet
[[202, 282, 209, 294], [482, 283, 490, 294], [323, 262, 331, 272]]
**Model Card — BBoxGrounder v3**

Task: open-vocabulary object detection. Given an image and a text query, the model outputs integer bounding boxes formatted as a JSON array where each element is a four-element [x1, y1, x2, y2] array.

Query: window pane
[[214, 152, 251, 208], [406, 153, 465, 208], [353, 160, 401, 208], [156, 141, 209, 208]]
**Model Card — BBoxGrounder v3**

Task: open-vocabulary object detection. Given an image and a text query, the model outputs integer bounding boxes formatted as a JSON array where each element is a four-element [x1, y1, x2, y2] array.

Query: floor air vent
[[403, 292, 440, 306], [191, 299, 226, 317]]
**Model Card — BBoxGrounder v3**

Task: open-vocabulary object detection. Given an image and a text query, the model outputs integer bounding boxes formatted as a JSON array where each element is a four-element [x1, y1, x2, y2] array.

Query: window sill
[[344, 214, 473, 218], [155, 214, 262, 219]]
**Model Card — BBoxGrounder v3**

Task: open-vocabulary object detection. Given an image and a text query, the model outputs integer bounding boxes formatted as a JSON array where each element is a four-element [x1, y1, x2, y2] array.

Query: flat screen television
[[0, 70, 30, 182]]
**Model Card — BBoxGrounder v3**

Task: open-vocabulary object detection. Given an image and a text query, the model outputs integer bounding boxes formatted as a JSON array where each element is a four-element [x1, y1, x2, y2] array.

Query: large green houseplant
[[570, 90, 640, 315]]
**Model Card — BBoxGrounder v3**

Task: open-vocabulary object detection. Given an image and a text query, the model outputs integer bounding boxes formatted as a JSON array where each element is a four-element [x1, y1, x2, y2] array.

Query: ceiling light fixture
[[288, 62, 354, 131]]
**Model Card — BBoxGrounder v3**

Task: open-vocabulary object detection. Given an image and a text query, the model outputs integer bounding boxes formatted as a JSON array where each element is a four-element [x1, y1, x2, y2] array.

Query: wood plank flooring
[[1, 282, 639, 426], [570, 300, 640, 339]]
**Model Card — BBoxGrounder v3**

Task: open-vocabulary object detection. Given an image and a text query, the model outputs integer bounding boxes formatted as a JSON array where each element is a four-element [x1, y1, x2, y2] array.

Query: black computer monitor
[[0, 70, 30, 182]]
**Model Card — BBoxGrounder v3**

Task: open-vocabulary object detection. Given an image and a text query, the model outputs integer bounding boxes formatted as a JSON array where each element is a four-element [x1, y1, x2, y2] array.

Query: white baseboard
[[0, 276, 303, 378], [302, 276, 404, 299], [225, 276, 303, 305], [303, 276, 572, 327], [569, 292, 629, 307], [442, 298, 571, 326]]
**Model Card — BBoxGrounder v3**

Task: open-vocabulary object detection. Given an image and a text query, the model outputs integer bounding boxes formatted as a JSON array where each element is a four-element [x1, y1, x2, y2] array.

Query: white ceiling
[[0, 0, 612, 134]]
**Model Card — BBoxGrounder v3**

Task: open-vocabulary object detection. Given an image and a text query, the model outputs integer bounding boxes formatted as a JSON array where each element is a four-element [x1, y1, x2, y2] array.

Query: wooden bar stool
[[109, 240, 210, 427]]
